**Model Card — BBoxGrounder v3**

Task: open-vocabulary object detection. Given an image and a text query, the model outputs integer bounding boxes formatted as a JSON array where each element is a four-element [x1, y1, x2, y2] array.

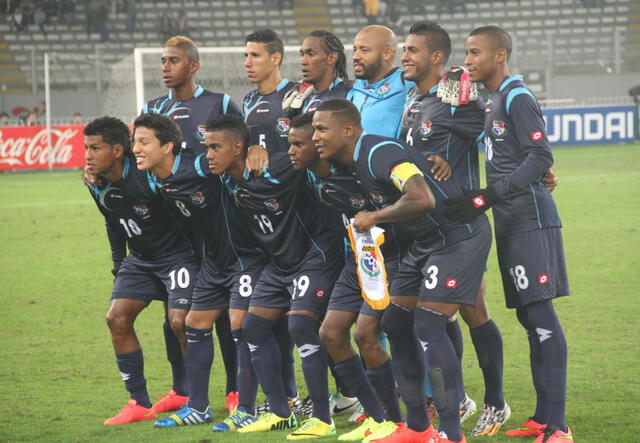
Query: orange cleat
[[226, 391, 239, 413], [435, 431, 467, 443], [504, 418, 546, 437], [534, 426, 573, 443], [369, 423, 438, 442], [103, 399, 156, 425], [151, 389, 189, 413]]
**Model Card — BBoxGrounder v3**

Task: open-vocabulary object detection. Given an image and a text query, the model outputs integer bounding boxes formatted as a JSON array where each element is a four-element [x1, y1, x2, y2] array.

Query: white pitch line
[[0, 200, 91, 209]]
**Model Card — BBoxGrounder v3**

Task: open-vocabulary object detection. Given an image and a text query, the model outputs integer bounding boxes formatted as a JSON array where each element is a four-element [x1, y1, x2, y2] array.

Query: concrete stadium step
[[293, 0, 333, 41]]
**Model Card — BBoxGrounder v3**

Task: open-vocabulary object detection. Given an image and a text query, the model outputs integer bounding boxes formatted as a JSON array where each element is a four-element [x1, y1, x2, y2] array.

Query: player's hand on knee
[[542, 168, 558, 193], [246, 145, 269, 176], [427, 155, 451, 181]]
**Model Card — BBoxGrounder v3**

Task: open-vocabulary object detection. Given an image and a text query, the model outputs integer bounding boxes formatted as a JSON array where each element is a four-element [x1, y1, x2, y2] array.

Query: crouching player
[[83, 117, 199, 424], [205, 114, 343, 439], [287, 113, 404, 442], [313, 99, 492, 443], [118, 113, 264, 429]]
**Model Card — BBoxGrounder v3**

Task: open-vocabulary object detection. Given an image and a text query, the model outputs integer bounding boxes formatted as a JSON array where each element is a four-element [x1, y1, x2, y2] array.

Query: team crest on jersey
[[190, 192, 205, 205], [492, 120, 507, 137], [370, 192, 384, 205], [419, 120, 433, 137], [133, 204, 149, 217], [276, 118, 290, 134], [376, 83, 391, 97], [264, 199, 280, 212], [359, 249, 382, 278], [350, 194, 365, 209], [195, 125, 207, 143]]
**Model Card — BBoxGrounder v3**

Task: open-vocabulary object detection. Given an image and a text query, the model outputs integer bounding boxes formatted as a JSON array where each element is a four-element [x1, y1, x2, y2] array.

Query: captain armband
[[389, 162, 423, 191]]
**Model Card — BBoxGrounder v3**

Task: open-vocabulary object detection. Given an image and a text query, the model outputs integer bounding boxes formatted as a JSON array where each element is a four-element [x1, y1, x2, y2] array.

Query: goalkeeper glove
[[437, 66, 478, 106], [282, 82, 315, 113], [443, 186, 498, 223]]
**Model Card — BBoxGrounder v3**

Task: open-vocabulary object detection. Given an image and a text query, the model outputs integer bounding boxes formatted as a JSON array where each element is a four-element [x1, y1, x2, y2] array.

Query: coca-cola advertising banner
[[0, 125, 84, 171]]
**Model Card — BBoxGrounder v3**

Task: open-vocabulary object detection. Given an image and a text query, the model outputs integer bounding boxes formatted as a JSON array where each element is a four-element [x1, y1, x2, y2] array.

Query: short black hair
[[205, 114, 249, 147], [409, 21, 451, 64], [246, 29, 284, 65], [84, 116, 132, 155], [469, 25, 512, 60], [290, 112, 314, 130], [316, 99, 361, 128], [133, 112, 182, 155]]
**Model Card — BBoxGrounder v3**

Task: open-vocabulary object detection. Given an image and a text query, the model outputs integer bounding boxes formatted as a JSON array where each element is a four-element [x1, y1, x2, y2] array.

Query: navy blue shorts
[[112, 251, 199, 310], [250, 256, 342, 315], [391, 222, 492, 306], [191, 257, 264, 311], [497, 227, 570, 309]]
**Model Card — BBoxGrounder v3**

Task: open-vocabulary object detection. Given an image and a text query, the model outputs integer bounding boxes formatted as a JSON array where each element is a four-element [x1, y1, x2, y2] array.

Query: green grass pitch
[[1, 143, 638, 442]]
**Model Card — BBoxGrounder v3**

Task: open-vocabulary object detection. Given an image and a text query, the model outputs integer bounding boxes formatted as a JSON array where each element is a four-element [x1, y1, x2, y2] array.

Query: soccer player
[[288, 113, 403, 441], [243, 29, 298, 155], [347, 25, 413, 138], [400, 21, 510, 435], [206, 114, 343, 439], [142, 35, 242, 413], [117, 113, 263, 429], [313, 99, 493, 443], [446, 26, 572, 443], [83, 117, 199, 425]]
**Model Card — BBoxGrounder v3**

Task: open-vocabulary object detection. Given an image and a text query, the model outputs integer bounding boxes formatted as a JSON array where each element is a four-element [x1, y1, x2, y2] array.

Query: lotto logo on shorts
[[538, 274, 550, 285], [472, 195, 486, 208], [530, 131, 544, 141], [315, 289, 326, 299], [446, 279, 457, 288]]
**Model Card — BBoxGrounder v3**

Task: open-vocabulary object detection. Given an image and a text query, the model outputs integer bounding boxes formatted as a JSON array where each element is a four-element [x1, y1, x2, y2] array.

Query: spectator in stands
[[25, 111, 38, 126], [73, 112, 83, 125], [407, 0, 424, 14], [175, 11, 188, 36], [362, 0, 379, 24], [0, 112, 10, 126], [57, 0, 75, 25], [125, 0, 136, 33], [34, 6, 47, 35], [12, 7, 26, 32], [159, 11, 175, 43]]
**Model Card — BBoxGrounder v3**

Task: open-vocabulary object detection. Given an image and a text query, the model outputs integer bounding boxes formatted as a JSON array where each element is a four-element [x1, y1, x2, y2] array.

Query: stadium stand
[[0, 0, 637, 96]]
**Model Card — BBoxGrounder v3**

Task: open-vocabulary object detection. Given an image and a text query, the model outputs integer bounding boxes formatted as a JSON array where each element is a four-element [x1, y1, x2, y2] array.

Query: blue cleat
[[212, 406, 258, 431], [154, 404, 213, 427]]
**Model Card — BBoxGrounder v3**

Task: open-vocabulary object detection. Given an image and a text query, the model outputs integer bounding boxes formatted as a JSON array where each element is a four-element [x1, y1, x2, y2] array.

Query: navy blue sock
[[274, 315, 297, 398], [367, 359, 402, 422], [163, 320, 187, 396], [523, 301, 568, 432], [414, 308, 462, 442], [330, 358, 357, 398], [116, 349, 151, 408], [446, 318, 465, 403], [381, 303, 428, 432], [215, 310, 238, 394], [232, 328, 258, 415], [185, 326, 213, 411], [289, 314, 330, 424], [335, 356, 386, 422], [470, 319, 505, 409], [243, 313, 290, 418], [517, 307, 547, 424]]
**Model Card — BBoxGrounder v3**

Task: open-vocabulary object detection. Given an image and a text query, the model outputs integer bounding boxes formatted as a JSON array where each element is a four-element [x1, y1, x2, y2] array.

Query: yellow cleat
[[236, 411, 297, 433], [286, 417, 336, 440], [338, 416, 379, 441], [362, 420, 402, 442]]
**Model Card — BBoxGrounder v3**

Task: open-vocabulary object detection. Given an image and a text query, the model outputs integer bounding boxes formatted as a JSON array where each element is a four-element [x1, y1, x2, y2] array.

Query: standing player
[[206, 114, 343, 439], [400, 21, 510, 435], [445, 26, 572, 443], [83, 117, 199, 425], [142, 35, 242, 413], [313, 99, 493, 443], [288, 113, 403, 441], [347, 25, 413, 138]]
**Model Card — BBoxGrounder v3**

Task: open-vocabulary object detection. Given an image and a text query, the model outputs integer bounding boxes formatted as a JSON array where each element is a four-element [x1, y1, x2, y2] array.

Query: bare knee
[[106, 310, 134, 337], [320, 322, 348, 348]]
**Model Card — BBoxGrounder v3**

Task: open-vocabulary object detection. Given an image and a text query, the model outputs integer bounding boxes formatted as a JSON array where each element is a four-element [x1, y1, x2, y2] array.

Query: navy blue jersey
[[149, 152, 263, 272], [484, 76, 561, 238], [88, 156, 191, 263], [302, 78, 352, 113], [142, 86, 242, 154], [347, 68, 414, 138], [401, 85, 485, 189], [242, 79, 298, 154], [351, 134, 488, 247], [222, 153, 340, 272]]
